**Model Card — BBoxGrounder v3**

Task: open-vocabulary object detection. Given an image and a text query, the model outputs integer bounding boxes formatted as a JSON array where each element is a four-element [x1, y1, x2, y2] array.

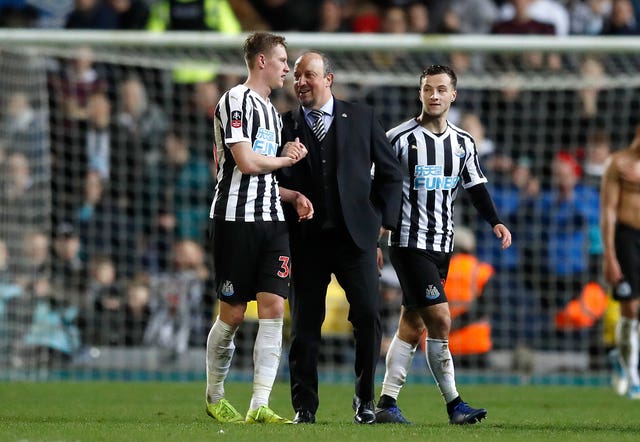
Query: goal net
[[1, 31, 638, 383]]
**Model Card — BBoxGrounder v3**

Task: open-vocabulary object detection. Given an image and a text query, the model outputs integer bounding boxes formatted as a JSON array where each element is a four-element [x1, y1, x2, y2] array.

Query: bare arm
[[280, 186, 314, 221], [230, 140, 307, 175], [600, 156, 623, 285]]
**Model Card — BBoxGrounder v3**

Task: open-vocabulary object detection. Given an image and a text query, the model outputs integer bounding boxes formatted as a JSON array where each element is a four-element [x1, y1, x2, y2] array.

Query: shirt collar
[[303, 96, 334, 118]]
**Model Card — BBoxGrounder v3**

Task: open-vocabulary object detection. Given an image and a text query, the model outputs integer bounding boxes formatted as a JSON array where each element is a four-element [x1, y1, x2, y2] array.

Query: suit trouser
[[288, 228, 381, 413]]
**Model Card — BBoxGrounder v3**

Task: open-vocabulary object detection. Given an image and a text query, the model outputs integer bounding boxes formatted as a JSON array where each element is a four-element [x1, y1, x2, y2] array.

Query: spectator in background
[[64, 0, 118, 29], [569, 0, 611, 35], [0, 91, 48, 171], [459, 112, 495, 163], [182, 80, 220, 157], [498, 0, 571, 36], [13, 230, 49, 292], [114, 75, 167, 216], [601, 0, 640, 35], [439, 0, 499, 34], [50, 45, 107, 125], [51, 222, 86, 297], [75, 170, 136, 277], [17, 279, 81, 368], [0, 0, 41, 27], [10, 228, 81, 367], [491, 0, 562, 73], [492, 0, 557, 35], [380, 5, 408, 34], [350, 0, 381, 32], [407, 1, 429, 33], [147, 129, 213, 241], [108, 0, 149, 29], [533, 152, 599, 311], [137, 208, 176, 276], [123, 279, 151, 346], [85, 92, 112, 182], [581, 128, 613, 188], [0, 237, 23, 367], [0, 152, 46, 257], [147, 0, 241, 32], [557, 54, 638, 148], [570, 128, 611, 282], [144, 240, 208, 358], [575, 55, 606, 122], [247, 0, 319, 31], [85, 254, 125, 346], [115, 75, 168, 168], [318, 0, 350, 32], [49, 46, 108, 224], [601, 0, 639, 34]]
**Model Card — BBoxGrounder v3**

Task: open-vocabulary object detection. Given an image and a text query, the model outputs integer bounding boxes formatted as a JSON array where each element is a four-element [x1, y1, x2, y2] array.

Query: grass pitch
[[1, 381, 639, 441]]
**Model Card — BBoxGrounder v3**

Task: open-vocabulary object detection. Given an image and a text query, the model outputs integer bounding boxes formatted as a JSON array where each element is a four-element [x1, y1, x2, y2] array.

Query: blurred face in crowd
[[88, 93, 111, 127], [110, 0, 131, 12], [85, 171, 103, 204], [419, 73, 457, 119], [553, 156, 580, 192], [127, 284, 149, 312], [382, 7, 408, 34], [293, 52, 333, 109], [120, 79, 146, 116]]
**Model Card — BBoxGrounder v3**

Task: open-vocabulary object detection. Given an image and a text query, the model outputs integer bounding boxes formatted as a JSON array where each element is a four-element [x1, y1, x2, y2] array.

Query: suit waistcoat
[[304, 119, 344, 231]]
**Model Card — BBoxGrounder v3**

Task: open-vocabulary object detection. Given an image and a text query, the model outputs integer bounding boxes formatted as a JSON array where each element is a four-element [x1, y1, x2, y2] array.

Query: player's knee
[[219, 304, 246, 327], [256, 292, 285, 319]]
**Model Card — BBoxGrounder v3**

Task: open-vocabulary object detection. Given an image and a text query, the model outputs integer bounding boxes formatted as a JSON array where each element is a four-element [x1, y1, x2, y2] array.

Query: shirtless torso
[[600, 127, 640, 296]]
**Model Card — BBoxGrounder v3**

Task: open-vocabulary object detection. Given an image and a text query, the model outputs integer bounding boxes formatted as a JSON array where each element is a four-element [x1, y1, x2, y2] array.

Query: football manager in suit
[[277, 51, 403, 424]]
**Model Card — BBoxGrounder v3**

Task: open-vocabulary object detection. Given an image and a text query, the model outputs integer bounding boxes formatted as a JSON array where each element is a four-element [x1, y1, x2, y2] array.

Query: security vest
[[554, 281, 608, 330], [147, 0, 241, 32], [444, 253, 494, 355]]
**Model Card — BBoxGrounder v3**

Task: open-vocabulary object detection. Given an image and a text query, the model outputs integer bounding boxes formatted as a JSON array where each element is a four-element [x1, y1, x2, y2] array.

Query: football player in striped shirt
[[375, 65, 511, 425], [204, 32, 312, 424]]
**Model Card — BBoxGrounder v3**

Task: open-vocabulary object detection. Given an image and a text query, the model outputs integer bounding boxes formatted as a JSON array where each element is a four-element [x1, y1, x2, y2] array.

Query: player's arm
[[600, 156, 623, 285], [230, 140, 306, 175], [280, 186, 314, 221], [467, 183, 512, 250]]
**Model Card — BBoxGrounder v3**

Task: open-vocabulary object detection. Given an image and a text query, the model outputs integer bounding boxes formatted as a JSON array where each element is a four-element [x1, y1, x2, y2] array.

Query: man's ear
[[325, 72, 334, 88]]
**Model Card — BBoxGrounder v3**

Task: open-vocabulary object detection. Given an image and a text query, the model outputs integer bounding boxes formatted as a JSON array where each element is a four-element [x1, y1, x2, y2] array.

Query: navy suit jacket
[[278, 98, 402, 250]]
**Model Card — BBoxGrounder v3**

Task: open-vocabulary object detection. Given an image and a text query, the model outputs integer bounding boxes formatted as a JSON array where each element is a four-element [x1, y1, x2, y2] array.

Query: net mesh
[[1, 32, 638, 382]]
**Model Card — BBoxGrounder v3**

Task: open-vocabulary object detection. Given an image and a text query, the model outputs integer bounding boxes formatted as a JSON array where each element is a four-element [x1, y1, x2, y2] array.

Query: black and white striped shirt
[[210, 85, 284, 222], [387, 119, 487, 252]]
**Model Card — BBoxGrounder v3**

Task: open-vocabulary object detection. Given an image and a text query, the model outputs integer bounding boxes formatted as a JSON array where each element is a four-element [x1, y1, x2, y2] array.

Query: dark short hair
[[243, 32, 287, 69], [420, 64, 457, 89]]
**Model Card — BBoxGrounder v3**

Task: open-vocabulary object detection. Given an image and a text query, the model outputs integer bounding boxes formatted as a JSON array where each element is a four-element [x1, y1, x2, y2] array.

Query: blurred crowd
[[0, 0, 639, 36], [1, 0, 640, 372]]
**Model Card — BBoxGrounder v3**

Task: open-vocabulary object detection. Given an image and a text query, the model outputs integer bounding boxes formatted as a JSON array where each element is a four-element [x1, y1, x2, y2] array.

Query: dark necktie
[[310, 109, 326, 142]]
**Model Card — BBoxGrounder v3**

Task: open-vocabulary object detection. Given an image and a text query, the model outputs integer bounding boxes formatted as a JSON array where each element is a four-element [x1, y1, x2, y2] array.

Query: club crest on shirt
[[452, 142, 466, 158], [231, 110, 242, 128]]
